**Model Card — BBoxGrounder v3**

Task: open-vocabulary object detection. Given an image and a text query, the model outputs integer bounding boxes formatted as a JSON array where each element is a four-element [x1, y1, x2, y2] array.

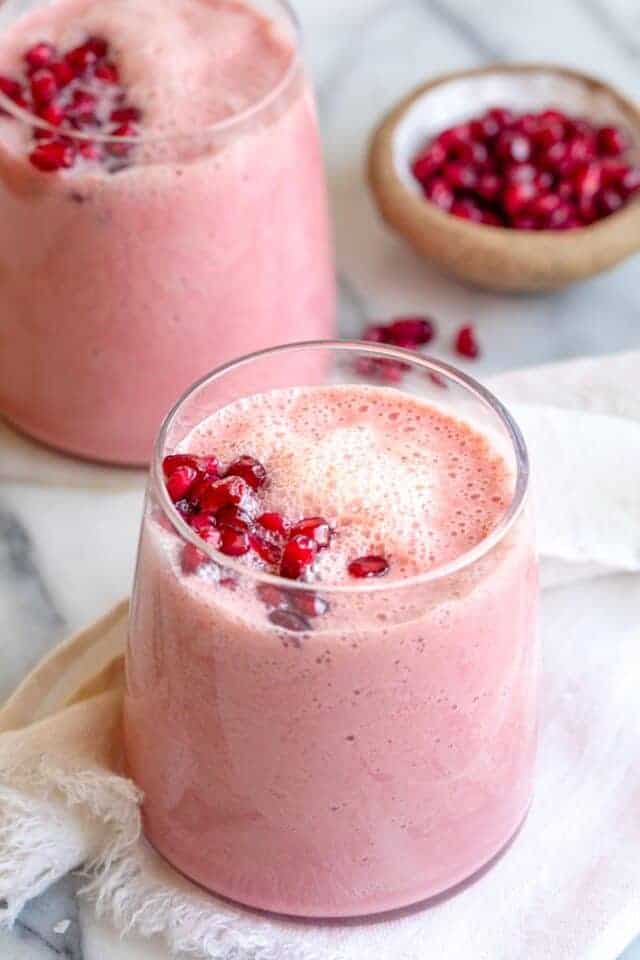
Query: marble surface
[[1, 0, 639, 957]]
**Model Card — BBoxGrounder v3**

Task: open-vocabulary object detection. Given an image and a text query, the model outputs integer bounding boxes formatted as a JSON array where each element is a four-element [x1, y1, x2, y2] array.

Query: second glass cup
[[0, 0, 334, 464], [124, 341, 539, 918]]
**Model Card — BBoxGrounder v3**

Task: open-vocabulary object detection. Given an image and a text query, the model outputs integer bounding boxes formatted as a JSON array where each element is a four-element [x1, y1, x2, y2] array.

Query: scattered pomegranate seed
[[281, 536, 318, 580], [36, 101, 65, 126], [166, 465, 198, 502], [249, 534, 282, 565], [110, 105, 141, 124], [24, 42, 56, 72], [219, 526, 250, 557], [106, 122, 137, 157], [257, 583, 288, 609], [387, 316, 435, 346], [163, 453, 200, 476], [50, 60, 74, 88], [30, 68, 57, 104], [257, 512, 290, 538], [94, 61, 119, 83], [29, 139, 75, 171], [454, 324, 480, 359], [597, 125, 627, 157], [268, 609, 310, 632], [215, 505, 252, 531], [348, 555, 389, 578], [65, 36, 107, 75], [187, 512, 217, 535], [0, 75, 26, 110], [68, 89, 97, 123], [225, 456, 267, 490], [181, 542, 209, 575], [291, 591, 329, 618], [411, 106, 637, 230], [199, 476, 251, 513], [290, 517, 332, 549]]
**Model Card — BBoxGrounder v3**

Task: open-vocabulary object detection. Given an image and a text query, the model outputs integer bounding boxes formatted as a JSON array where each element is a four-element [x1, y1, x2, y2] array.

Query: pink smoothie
[[124, 384, 539, 917], [0, 0, 334, 464]]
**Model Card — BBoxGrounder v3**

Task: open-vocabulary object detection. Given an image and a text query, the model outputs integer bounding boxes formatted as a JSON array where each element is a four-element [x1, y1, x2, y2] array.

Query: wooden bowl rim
[[369, 62, 640, 248]]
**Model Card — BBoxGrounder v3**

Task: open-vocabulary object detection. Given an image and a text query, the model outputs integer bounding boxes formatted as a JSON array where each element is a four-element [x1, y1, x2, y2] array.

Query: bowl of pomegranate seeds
[[368, 64, 640, 291]]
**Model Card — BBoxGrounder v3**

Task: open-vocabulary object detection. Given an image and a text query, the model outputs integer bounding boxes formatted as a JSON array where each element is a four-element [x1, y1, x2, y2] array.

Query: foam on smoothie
[[180, 385, 513, 584], [0, 0, 293, 140]]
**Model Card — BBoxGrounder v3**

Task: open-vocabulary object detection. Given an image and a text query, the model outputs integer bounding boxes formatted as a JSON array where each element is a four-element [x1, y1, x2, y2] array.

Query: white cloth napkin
[[1, 349, 639, 960]]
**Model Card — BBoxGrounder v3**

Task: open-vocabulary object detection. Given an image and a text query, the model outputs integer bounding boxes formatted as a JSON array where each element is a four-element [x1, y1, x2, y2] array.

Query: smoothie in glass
[[124, 342, 538, 918], [0, 0, 333, 464]]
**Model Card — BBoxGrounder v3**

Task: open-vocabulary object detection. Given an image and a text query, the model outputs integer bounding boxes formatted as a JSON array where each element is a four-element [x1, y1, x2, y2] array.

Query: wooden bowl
[[368, 64, 640, 292]]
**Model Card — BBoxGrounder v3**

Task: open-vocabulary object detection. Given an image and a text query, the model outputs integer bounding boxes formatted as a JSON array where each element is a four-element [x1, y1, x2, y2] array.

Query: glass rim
[[151, 339, 530, 595], [0, 0, 301, 145]]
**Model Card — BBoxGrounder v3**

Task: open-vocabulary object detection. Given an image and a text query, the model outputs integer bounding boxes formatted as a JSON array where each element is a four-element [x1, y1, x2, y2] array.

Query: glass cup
[[124, 341, 538, 918], [0, 0, 334, 465]]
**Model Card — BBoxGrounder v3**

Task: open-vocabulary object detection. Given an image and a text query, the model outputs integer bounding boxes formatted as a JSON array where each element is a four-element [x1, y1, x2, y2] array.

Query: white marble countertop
[[1, 0, 639, 957]]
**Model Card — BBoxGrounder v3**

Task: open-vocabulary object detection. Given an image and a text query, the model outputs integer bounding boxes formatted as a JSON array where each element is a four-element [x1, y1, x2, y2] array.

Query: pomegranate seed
[[257, 583, 288, 608], [479, 210, 503, 226], [511, 215, 538, 230], [362, 323, 390, 343], [597, 188, 624, 215], [181, 529, 221, 574], [110, 105, 142, 124], [257, 512, 290, 537], [451, 198, 483, 222], [573, 162, 601, 200], [166, 465, 198, 502], [249, 534, 282, 565], [181, 543, 208, 575], [496, 130, 531, 163], [0, 75, 26, 105], [188, 512, 217, 536], [268, 609, 310, 632], [280, 536, 318, 580], [557, 180, 574, 200], [387, 315, 435, 346], [30, 68, 57, 104], [215, 505, 251, 531], [485, 107, 515, 129], [225, 455, 267, 490], [29, 139, 75, 171], [78, 140, 101, 160], [290, 517, 331, 549], [454, 324, 480, 359], [25, 42, 56, 72], [423, 176, 454, 211], [36, 101, 65, 126], [503, 162, 536, 184], [348, 555, 389, 578], [69, 90, 97, 123], [529, 193, 562, 219], [547, 203, 574, 229], [50, 60, 74, 88], [291, 591, 329, 618], [533, 170, 554, 192], [621, 166, 640, 195], [163, 453, 200, 476], [437, 123, 472, 152], [107, 122, 137, 156], [411, 142, 446, 182], [66, 36, 108, 75], [503, 181, 537, 217], [534, 119, 565, 149], [566, 135, 595, 167], [219, 526, 250, 557], [95, 61, 119, 83], [476, 172, 501, 201], [513, 113, 540, 137], [377, 359, 407, 383], [443, 161, 477, 190], [597, 126, 627, 157], [199, 476, 252, 513]]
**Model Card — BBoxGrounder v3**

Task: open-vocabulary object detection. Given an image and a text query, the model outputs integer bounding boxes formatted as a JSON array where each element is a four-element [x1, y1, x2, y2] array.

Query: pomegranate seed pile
[[355, 314, 480, 384], [162, 453, 390, 596], [411, 107, 640, 229], [0, 35, 141, 172]]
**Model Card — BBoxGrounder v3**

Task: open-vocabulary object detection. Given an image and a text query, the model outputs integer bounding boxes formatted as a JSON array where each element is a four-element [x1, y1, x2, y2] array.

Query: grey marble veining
[[0, 0, 639, 957]]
